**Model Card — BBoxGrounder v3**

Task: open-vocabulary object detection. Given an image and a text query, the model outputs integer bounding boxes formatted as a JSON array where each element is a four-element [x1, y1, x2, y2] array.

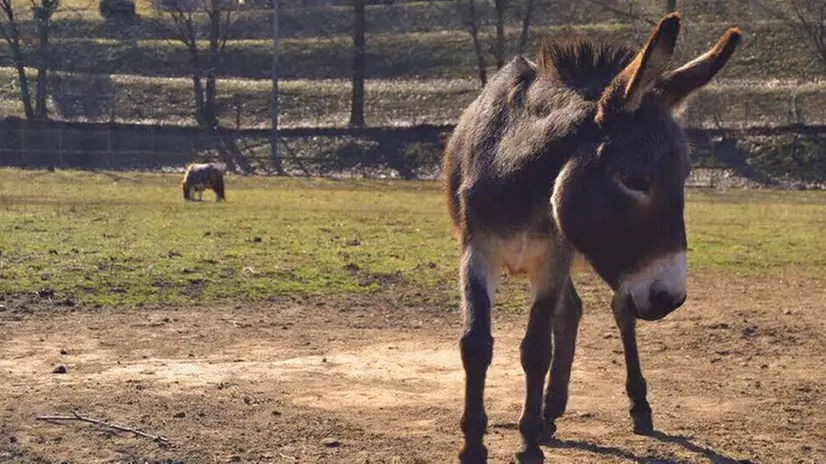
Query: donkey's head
[[552, 14, 740, 321]]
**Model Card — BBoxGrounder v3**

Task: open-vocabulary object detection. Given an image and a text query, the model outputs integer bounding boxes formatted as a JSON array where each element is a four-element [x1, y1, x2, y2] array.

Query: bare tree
[[788, 0, 826, 71], [349, 0, 366, 128], [163, 0, 237, 129], [754, 0, 826, 72], [0, 0, 34, 119], [666, 0, 676, 12], [160, 0, 253, 173], [0, 0, 57, 120], [33, 0, 57, 119], [493, 0, 505, 68], [517, 0, 536, 56], [461, 0, 487, 86]]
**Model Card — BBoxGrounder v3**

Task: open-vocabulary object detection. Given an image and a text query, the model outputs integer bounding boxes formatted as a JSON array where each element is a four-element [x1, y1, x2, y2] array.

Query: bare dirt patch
[[1, 274, 824, 463]]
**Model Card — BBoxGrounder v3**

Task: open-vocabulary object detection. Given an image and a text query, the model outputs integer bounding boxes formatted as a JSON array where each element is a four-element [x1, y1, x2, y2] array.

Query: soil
[[1, 273, 824, 464]]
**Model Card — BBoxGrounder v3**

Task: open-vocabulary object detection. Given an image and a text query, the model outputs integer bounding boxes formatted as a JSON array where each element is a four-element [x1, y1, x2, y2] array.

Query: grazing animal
[[181, 163, 226, 202], [443, 14, 740, 463]]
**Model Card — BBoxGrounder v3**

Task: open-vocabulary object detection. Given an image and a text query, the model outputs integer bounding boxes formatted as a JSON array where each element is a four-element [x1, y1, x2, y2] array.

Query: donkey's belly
[[493, 233, 555, 276]]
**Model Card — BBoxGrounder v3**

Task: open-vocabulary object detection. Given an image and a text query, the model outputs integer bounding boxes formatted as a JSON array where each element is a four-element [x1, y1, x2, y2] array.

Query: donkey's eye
[[620, 176, 652, 195]]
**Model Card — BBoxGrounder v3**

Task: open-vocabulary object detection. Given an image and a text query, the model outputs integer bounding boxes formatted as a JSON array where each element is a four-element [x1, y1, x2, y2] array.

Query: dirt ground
[[1, 273, 824, 464]]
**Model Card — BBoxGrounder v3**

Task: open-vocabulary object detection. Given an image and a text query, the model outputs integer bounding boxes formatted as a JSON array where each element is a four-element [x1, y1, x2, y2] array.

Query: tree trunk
[[190, 44, 206, 127], [493, 0, 506, 68], [517, 0, 535, 56], [204, 0, 221, 129], [192, 74, 205, 127], [35, 12, 50, 120], [13, 56, 35, 120], [271, 0, 285, 174], [349, 0, 366, 128], [1, 2, 35, 120], [466, 0, 487, 86], [666, 0, 677, 12]]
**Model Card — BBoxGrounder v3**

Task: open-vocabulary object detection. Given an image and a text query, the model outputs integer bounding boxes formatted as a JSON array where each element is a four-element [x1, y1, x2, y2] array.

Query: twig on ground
[[35, 411, 169, 443]]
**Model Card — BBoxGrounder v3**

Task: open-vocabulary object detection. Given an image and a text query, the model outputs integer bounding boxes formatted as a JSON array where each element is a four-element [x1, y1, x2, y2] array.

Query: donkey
[[182, 163, 226, 202], [443, 14, 740, 463]]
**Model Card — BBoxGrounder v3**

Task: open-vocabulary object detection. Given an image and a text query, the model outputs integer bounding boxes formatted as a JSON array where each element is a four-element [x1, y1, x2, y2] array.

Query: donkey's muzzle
[[625, 291, 686, 321]]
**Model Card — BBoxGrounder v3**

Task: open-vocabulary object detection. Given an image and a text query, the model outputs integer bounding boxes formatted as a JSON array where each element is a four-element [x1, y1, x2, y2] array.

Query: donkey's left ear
[[596, 13, 681, 124], [657, 26, 742, 108]]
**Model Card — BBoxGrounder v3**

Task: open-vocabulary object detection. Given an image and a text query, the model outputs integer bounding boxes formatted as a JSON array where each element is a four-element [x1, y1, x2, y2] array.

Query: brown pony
[[443, 14, 740, 463], [181, 163, 226, 202]]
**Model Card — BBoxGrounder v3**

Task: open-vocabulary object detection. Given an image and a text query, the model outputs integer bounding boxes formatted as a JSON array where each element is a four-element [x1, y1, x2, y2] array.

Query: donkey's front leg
[[542, 279, 583, 440], [611, 300, 654, 435], [459, 244, 498, 463]]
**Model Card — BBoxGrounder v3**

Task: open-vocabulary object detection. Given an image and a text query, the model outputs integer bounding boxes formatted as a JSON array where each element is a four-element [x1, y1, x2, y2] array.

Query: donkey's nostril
[[649, 289, 685, 313]]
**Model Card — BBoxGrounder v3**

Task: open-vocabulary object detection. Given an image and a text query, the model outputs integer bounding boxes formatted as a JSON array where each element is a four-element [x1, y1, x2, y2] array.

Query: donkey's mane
[[537, 35, 636, 101]]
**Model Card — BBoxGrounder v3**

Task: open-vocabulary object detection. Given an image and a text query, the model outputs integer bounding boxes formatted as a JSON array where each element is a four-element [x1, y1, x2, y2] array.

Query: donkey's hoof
[[459, 444, 488, 463], [516, 443, 545, 463], [632, 411, 654, 435]]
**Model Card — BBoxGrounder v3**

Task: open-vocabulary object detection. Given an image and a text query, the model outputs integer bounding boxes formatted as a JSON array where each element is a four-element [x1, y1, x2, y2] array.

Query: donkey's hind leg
[[611, 298, 654, 435], [458, 242, 499, 463], [541, 278, 582, 441], [517, 252, 572, 463]]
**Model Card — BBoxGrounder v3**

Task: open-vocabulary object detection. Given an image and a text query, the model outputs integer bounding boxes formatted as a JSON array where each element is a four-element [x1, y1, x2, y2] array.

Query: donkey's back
[[444, 40, 633, 240]]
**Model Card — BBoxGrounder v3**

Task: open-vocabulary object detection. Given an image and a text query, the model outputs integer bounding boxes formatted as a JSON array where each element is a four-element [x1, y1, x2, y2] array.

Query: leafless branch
[[0, 0, 19, 46], [36, 411, 170, 443], [585, 0, 656, 26], [219, 8, 232, 52], [761, 0, 826, 71]]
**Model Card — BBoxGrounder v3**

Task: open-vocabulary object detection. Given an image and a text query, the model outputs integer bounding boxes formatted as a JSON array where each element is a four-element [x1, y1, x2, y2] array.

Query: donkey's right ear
[[596, 13, 681, 125], [657, 26, 742, 108]]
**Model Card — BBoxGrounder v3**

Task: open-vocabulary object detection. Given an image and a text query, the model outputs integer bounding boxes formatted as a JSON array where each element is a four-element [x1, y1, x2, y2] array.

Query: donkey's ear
[[657, 27, 742, 108], [597, 13, 681, 124]]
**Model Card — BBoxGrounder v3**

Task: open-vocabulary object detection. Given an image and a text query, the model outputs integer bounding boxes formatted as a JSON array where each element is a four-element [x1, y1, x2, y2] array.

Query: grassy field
[[0, 169, 824, 308]]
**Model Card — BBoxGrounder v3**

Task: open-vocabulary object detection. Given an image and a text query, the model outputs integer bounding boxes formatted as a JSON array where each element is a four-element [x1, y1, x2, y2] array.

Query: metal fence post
[[234, 93, 242, 130], [20, 128, 25, 167], [106, 129, 112, 168], [57, 127, 63, 168]]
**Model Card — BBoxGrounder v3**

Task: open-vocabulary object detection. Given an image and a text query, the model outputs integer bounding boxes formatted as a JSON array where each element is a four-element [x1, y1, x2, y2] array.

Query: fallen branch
[[35, 411, 169, 443]]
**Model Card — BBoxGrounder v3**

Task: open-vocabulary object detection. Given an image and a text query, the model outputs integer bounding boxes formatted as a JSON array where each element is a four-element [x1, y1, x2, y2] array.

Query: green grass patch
[[0, 169, 824, 307], [686, 189, 826, 276], [0, 170, 458, 306]]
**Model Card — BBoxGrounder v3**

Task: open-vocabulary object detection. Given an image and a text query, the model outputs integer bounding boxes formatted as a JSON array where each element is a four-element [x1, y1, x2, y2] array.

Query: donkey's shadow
[[541, 429, 751, 464]]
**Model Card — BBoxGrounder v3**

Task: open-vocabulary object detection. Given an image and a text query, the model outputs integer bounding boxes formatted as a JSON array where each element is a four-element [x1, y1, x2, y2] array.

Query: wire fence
[[2, 121, 825, 187]]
